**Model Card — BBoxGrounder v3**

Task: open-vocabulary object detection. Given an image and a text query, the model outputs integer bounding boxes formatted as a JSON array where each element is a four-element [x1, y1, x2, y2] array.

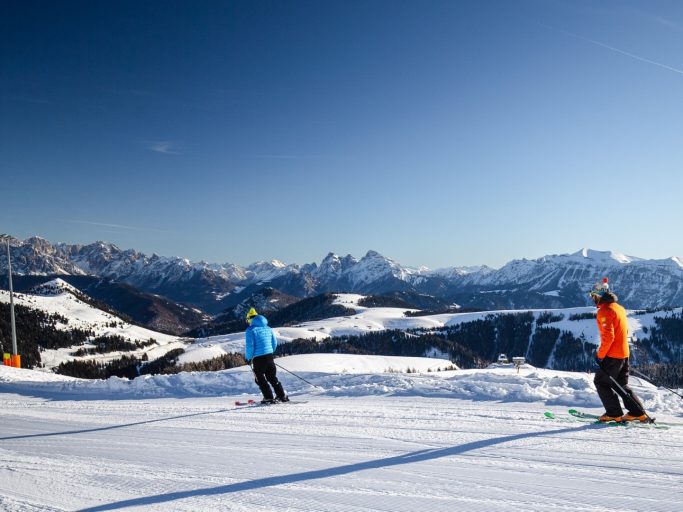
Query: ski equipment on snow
[[234, 398, 307, 407], [544, 410, 671, 429], [274, 362, 323, 389]]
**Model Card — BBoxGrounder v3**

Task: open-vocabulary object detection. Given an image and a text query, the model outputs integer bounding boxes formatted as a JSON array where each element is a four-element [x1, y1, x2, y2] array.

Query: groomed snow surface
[[2, 354, 682, 512]]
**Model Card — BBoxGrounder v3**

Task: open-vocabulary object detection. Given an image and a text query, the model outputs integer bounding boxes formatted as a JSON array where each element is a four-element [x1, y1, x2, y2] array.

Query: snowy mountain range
[[2, 236, 683, 314]]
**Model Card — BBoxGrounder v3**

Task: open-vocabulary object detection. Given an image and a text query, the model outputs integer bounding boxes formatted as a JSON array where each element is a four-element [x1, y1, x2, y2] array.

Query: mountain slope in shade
[[9, 274, 209, 335]]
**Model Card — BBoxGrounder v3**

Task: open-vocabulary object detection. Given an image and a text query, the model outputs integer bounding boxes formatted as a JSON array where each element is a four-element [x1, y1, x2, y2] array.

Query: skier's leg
[[252, 356, 275, 400], [616, 359, 646, 416], [594, 358, 624, 417], [263, 355, 287, 400]]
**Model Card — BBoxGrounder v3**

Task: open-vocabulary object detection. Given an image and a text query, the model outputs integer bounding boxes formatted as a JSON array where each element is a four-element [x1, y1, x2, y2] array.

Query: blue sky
[[2, 0, 682, 269]]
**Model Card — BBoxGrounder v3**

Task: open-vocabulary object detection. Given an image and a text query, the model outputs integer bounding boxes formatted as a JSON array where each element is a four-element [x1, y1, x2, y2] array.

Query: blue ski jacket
[[245, 315, 277, 361]]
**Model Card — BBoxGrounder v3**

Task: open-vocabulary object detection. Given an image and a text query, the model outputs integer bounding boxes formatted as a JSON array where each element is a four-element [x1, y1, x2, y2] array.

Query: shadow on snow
[[0, 407, 239, 441], [76, 424, 594, 512]]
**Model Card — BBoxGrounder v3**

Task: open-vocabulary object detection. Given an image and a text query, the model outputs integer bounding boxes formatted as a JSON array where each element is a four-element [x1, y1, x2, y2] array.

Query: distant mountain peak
[[572, 248, 635, 264], [246, 259, 298, 283], [362, 250, 387, 260], [314, 252, 358, 280]]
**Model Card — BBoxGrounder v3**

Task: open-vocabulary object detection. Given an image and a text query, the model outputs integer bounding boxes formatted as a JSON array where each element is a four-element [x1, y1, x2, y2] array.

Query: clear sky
[[2, 0, 682, 269]]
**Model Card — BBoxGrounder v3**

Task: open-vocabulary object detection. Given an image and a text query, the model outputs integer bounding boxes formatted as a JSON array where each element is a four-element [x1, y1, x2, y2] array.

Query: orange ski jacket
[[596, 302, 629, 359]]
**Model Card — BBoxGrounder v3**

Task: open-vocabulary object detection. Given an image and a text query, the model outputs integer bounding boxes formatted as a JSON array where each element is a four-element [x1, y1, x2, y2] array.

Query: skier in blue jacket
[[244, 308, 288, 404]]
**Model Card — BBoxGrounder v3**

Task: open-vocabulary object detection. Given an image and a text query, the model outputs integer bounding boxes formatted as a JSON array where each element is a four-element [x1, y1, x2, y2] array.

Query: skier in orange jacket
[[590, 278, 647, 422]]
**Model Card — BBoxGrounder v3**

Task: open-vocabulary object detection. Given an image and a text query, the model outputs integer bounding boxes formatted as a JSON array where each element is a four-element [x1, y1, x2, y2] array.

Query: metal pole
[[274, 362, 323, 389], [5, 238, 17, 356], [1, 236, 18, 357]]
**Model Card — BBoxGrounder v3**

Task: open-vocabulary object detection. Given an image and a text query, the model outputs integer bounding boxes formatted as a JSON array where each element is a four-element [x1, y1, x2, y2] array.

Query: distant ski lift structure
[[497, 353, 508, 364], [512, 357, 526, 373]]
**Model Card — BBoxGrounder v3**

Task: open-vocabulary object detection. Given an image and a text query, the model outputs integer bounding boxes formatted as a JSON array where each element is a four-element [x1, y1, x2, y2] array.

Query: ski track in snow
[[1, 360, 683, 512]]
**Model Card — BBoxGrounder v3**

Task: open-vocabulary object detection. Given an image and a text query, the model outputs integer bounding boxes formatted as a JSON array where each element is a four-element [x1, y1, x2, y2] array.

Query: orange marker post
[[10, 354, 21, 368]]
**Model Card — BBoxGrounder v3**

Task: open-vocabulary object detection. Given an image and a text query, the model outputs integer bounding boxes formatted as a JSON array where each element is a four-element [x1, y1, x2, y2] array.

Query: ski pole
[[631, 367, 683, 400], [274, 362, 323, 389], [597, 360, 655, 423], [249, 361, 257, 385]]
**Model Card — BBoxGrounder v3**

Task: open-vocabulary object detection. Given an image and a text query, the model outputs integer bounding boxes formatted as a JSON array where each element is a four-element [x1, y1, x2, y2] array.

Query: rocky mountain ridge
[[2, 237, 682, 312]]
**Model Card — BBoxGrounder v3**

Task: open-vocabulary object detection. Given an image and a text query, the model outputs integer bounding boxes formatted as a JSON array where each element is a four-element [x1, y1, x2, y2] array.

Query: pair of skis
[[545, 409, 671, 429], [235, 398, 305, 407]]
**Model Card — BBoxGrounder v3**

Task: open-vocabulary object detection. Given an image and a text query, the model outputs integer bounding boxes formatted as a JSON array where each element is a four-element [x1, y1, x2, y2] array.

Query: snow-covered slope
[[1, 355, 682, 511]]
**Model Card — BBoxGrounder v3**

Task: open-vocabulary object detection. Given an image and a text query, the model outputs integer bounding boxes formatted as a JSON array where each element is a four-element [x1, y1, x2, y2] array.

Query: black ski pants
[[594, 357, 645, 417], [251, 354, 286, 401]]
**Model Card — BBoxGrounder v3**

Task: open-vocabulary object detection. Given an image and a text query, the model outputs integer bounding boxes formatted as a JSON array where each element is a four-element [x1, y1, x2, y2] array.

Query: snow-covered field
[[2, 355, 682, 511]]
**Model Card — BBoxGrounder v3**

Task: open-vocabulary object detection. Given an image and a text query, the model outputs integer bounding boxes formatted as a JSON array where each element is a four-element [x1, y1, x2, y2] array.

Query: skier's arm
[[596, 310, 615, 359], [271, 330, 277, 352], [245, 329, 254, 362]]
